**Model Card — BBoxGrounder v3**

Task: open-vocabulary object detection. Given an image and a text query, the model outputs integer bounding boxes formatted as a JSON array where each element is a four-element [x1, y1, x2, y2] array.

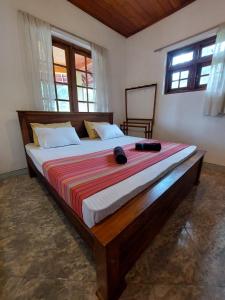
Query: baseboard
[[0, 168, 28, 181], [203, 162, 225, 173]]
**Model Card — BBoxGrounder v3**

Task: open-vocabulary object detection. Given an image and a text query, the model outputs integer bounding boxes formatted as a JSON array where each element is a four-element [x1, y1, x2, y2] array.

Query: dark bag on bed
[[135, 143, 161, 152], [113, 146, 127, 164]]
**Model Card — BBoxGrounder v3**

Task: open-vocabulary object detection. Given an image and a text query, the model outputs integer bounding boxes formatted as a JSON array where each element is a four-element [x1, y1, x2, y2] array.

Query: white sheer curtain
[[204, 25, 225, 116], [91, 43, 109, 112], [19, 12, 56, 111]]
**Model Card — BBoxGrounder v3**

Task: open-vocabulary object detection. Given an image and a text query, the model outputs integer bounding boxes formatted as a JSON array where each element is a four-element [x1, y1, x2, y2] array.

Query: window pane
[[77, 87, 87, 101], [88, 88, 94, 101], [75, 54, 86, 71], [201, 65, 211, 76], [53, 46, 66, 66], [78, 102, 88, 112], [220, 41, 225, 52], [76, 71, 87, 86], [172, 51, 193, 66], [179, 79, 188, 88], [58, 101, 70, 112], [171, 81, 179, 89], [201, 44, 215, 57], [87, 73, 93, 87], [43, 100, 57, 111], [54, 65, 68, 83], [172, 72, 180, 81], [56, 84, 69, 100], [180, 70, 189, 79], [89, 103, 95, 112], [200, 75, 209, 85], [87, 57, 93, 73]]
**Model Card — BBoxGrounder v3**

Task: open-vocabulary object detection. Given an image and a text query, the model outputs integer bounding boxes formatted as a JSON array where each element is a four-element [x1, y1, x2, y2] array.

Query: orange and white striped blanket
[[43, 141, 188, 219]]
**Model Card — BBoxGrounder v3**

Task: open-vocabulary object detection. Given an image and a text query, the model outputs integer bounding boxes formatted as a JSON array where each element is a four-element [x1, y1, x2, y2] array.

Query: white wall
[[2, 0, 225, 173], [0, 0, 126, 174], [126, 0, 225, 166]]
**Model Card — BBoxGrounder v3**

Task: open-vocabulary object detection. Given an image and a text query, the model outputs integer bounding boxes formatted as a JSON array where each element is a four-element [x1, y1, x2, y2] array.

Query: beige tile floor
[[0, 163, 225, 300]]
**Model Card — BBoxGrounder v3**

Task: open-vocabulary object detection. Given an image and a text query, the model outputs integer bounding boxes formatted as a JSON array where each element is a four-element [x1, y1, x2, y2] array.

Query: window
[[165, 36, 216, 94], [52, 38, 94, 112]]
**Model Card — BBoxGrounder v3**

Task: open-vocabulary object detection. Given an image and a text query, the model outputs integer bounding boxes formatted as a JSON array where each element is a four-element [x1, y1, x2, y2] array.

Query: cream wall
[[1, 0, 225, 174], [126, 0, 225, 166], [0, 0, 126, 174]]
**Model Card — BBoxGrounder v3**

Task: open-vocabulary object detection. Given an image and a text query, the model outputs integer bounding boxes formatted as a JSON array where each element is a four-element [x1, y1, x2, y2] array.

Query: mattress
[[25, 136, 197, 227]]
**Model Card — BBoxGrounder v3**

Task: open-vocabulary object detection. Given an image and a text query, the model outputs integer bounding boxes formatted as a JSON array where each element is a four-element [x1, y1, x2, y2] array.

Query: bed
[[18, 111, 205, 300]]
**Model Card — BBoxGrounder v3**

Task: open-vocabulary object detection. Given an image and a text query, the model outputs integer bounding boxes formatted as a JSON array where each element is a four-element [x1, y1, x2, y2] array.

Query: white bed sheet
[[25, 136, 197, 228]]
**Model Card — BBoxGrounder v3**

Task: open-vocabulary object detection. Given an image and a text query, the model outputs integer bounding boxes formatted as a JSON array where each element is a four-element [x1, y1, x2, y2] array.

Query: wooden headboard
[[17, 111, 113, 145]]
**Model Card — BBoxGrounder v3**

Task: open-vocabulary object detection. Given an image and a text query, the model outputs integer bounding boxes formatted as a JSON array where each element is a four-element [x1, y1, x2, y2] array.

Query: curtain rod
[[154, 23, 221, 53], [18, 9, 92, 46]]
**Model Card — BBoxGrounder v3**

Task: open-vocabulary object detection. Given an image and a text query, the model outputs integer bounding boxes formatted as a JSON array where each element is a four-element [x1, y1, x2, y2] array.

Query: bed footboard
[[92, 150, 204, 300]]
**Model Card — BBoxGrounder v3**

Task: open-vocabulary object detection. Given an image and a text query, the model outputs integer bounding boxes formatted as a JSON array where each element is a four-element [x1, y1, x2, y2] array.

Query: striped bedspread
[[43, 141, 188, 220]]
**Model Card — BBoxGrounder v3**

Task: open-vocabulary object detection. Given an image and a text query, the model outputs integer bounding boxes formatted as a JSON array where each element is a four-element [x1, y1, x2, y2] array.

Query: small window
[[75, 52, 94, 112], [172, 51, 193, 66], [52, 38, 94, 112], [52, 45, 70, 111], [201, 44, 215, 57], [171, 70, 189, 89], [199, 65, 211, 86], [165, 36, 216, 94]]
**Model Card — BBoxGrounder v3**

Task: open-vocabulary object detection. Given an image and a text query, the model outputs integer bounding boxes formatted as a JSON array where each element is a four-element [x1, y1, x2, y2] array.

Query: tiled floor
[[0, 163, 225, 299]]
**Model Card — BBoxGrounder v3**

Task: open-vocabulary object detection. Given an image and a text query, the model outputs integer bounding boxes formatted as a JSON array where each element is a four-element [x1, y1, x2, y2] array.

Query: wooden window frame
[[165, 36, 216, 94], [52, 37, 93, 112]]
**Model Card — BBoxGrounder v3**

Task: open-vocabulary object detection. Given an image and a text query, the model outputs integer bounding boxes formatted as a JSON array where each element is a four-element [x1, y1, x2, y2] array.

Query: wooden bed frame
[[17, 111, 205, 300]]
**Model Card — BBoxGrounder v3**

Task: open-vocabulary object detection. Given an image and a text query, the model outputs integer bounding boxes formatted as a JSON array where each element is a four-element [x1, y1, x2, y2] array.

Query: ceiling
[[68, 0, 196, 37]]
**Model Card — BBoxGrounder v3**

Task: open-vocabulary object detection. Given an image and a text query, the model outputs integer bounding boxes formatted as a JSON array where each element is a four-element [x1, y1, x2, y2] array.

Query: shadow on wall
[[128, 128, 146, 138], [4, 115, 26, 172], [155, 123, 196, 144]]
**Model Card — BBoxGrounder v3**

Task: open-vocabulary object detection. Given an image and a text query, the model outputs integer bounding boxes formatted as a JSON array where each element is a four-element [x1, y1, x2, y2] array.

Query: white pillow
[[34, 127, 81, 148], [95, 124, 124, 140]]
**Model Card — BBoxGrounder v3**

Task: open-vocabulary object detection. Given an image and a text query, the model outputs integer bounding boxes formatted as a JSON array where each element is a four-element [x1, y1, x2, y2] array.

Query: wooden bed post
[[95, 240, 126, 300], [27, 159, 37, 178], [194, 155, 204, 185]]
